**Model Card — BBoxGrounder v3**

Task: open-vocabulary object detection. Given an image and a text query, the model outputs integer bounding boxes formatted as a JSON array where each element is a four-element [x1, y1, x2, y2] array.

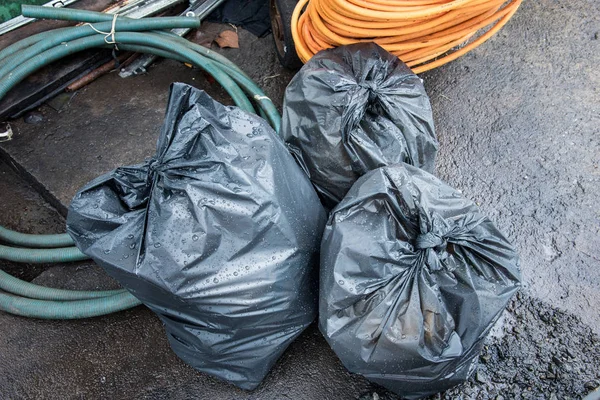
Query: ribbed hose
[[10, 5, 281, 130], [0, 6, 281, 319], [0, 225, 74, 248], [291, 0, 522, 73], [0, 291, 141, 319], [0, 244, 87, 263], [0, 269, 125, 300]]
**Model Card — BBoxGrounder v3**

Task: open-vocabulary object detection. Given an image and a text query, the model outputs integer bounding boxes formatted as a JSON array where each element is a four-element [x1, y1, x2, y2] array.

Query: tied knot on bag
[[148, 158, 161, 173], [146, 157, 165, 185], [357, 81, 379, 105], [415, 231, 447, 251], [415, 226, 454, 272]]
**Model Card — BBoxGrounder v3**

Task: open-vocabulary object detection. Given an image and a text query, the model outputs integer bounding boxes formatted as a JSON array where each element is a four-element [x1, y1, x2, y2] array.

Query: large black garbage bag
[[281, 43, 438, 208], [66, 83, 327, 390], [320, 164, 521, 399]]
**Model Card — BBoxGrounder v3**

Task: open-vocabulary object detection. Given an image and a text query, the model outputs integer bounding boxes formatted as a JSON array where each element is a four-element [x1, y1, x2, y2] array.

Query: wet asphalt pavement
[[0, 0, 599, 398]]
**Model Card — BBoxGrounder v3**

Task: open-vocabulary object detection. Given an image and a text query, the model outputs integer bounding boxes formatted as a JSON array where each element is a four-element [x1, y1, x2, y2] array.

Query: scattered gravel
[[360, 292, 600, 399]]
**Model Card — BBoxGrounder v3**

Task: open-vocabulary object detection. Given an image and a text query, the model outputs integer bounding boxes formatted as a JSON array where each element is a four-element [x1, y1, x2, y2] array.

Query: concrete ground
[[0, 0, 599, 398]]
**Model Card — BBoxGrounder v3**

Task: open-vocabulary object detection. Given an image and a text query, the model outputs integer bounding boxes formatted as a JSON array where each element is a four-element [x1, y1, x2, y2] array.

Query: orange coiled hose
[[291, 0, 522, 73]]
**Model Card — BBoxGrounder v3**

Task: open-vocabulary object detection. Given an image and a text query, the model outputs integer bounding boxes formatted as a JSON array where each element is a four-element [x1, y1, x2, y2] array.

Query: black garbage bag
[[208, 0, 271, 37], [281, 43, 438, 208], [319, 164, 521, 399], [66, 83, 327, 390]]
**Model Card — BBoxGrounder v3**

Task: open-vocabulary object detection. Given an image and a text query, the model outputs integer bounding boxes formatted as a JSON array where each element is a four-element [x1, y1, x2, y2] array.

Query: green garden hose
[[0, 290, 141, 319], [0, 243, 87, 263], [0, 225, 74, 248], [0, 269, 125, 300], [1, 5, 281, 130], [0, 5, 282, 319]]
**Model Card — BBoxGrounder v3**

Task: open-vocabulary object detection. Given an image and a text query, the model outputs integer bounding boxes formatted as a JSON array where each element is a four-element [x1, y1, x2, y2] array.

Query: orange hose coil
[[291, 0, 522, 73]]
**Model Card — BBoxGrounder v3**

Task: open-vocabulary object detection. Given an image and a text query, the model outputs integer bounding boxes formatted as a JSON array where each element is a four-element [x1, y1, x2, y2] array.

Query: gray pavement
[[0, 0, 599, 398], [424, 0, 600, 332]]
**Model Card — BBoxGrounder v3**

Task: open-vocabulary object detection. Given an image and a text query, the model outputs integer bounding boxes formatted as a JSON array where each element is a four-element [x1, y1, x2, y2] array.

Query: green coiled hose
[[0, 244, 87, 263], [0, 5, 282, 319], [0, 225, 74, 248], [0, 269, 125, 300], [0, 291, 141, 319]]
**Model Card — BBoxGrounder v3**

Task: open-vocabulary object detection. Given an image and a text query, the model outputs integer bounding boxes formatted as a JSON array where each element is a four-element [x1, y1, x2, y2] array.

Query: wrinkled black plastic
[[281, 43, 438, 208], [320, 164, 521, 399], [208, 0, 271, 37], [67, 83, 327, 390]]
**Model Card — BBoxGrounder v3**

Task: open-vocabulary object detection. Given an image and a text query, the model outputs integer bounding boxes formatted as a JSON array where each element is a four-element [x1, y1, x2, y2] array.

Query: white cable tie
[[253, 95, 272, 102], [86, 14, 119, 50], [0, 123, 13, 142]]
